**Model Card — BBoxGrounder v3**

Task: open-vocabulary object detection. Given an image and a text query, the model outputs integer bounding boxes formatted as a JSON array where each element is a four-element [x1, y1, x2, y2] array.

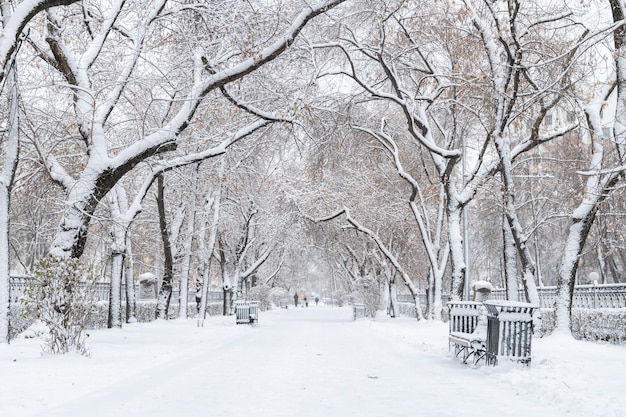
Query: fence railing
[[11, 276, 625, 309], [396, 293, 452, 305], [489, 283, 626, 309], [397, 283, 626, 309], [8, 276, 224, 304]]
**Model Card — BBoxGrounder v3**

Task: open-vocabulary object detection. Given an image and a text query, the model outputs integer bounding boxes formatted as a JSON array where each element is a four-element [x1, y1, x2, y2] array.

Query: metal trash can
[[249, 300, 259, 324], [483, 300, 538, 366]]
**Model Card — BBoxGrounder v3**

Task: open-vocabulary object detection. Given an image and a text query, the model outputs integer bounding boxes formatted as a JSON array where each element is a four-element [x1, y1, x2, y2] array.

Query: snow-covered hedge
[[540, 308, 626, 343], [10, 301, 225, 338], [400, 302, 626, 343]]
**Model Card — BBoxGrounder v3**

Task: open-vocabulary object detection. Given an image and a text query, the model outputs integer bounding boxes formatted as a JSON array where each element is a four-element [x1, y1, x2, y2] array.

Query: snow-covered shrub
[[353, 277, 381, 318], [570, 308, 626, 343], [246, 285, 271, 311], [23, 257, 97, 356], [269, 287, 289, 308], [10, 303, 37, 340]]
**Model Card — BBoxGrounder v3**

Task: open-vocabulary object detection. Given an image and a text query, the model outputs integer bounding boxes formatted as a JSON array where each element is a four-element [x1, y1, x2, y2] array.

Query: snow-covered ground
[[0, 305, 624, 417]]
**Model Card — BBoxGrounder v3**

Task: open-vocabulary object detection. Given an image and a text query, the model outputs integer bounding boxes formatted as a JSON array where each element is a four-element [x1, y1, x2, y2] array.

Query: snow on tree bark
[[178, 164, 200, 319], [0, 54, 20, 343]]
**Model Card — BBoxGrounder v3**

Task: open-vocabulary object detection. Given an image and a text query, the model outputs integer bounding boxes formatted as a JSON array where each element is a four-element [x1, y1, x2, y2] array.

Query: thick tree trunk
[[0, 63, 20, 343], [502, 212, 519, 301], [555, 210, 598, 333], [0, 184, 10, 344], [446, 199, 466, 301]]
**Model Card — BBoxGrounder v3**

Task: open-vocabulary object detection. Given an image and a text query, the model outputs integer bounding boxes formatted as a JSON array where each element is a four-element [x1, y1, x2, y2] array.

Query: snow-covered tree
[[554, 0, 626, 332], [0, 0, 81, 343], [21, 0, 345, 262]]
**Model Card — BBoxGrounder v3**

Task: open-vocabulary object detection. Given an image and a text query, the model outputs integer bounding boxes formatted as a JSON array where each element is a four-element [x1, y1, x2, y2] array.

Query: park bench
[[279, 299, 288, 309], [235, 300, 259, 325], [483, 301, 537, 366], [447, 301, 487, 365], [353, 303, 366, 320]]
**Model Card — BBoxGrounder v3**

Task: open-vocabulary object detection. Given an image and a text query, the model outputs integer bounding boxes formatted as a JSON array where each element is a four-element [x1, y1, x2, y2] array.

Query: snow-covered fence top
[[397, 283, 626, 309], [8, 276, 224, 304], [490, 283, 626, 309]]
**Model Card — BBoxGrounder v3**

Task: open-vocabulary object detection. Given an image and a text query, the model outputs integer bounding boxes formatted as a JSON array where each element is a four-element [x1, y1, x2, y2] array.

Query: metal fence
[[489, 283, 626, 309], [11, 276, 626, 309], [396, 293, 452, 305], [8, 276, 224, 304], [397, 283, 626, 309]]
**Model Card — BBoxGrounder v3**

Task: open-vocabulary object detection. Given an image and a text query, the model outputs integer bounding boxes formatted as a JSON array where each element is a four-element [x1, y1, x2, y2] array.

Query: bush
[[246, 285, 272, 311], [23, 257, 97, 356], [352, 277, 381, 318]]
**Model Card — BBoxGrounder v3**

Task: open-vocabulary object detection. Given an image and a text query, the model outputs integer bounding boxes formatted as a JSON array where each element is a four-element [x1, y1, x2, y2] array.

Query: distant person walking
[[305, 296, 309, 307], [315, 296, 319, 306], [293, 292, 299, 308]]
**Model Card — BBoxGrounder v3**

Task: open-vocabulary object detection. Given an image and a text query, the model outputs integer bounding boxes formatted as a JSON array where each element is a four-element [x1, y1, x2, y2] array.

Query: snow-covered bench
[[279, 299, 288, 309], [353, 303, 366, 320], [447, 301, 487, 365], [235, 300, 259, 325]]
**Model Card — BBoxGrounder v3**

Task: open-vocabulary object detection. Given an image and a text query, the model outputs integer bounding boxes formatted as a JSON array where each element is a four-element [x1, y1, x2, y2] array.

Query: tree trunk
[[0, 61, 20, 343], [108, 251, 124, 328], [156, 174, 173, 319], [555, 210, 598, 332], [502, 212, 519, 301], [387, 272, 397, 318], [446, 197, 466, 301], [125, 237, 137, 323], [106, 186, 128, 328], [197, 185, 222, 324], [178, 164, 199, 319]]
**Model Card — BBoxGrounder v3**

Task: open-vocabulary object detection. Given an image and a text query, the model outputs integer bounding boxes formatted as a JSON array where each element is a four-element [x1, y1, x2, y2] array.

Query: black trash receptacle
[[483, 300, 538, 366]]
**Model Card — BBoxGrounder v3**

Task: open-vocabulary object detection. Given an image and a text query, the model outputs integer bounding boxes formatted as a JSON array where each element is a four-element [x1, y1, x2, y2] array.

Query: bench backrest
[[447, 301, 482, 333]]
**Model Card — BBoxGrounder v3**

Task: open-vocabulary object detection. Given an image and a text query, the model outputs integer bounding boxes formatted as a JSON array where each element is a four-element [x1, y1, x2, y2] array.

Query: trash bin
[[249, 300, 259, 324], [483, 300, 538, 366]]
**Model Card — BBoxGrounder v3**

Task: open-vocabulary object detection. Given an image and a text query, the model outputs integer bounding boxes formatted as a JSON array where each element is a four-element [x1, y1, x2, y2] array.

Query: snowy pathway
[[2, 305, 624, 417]]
